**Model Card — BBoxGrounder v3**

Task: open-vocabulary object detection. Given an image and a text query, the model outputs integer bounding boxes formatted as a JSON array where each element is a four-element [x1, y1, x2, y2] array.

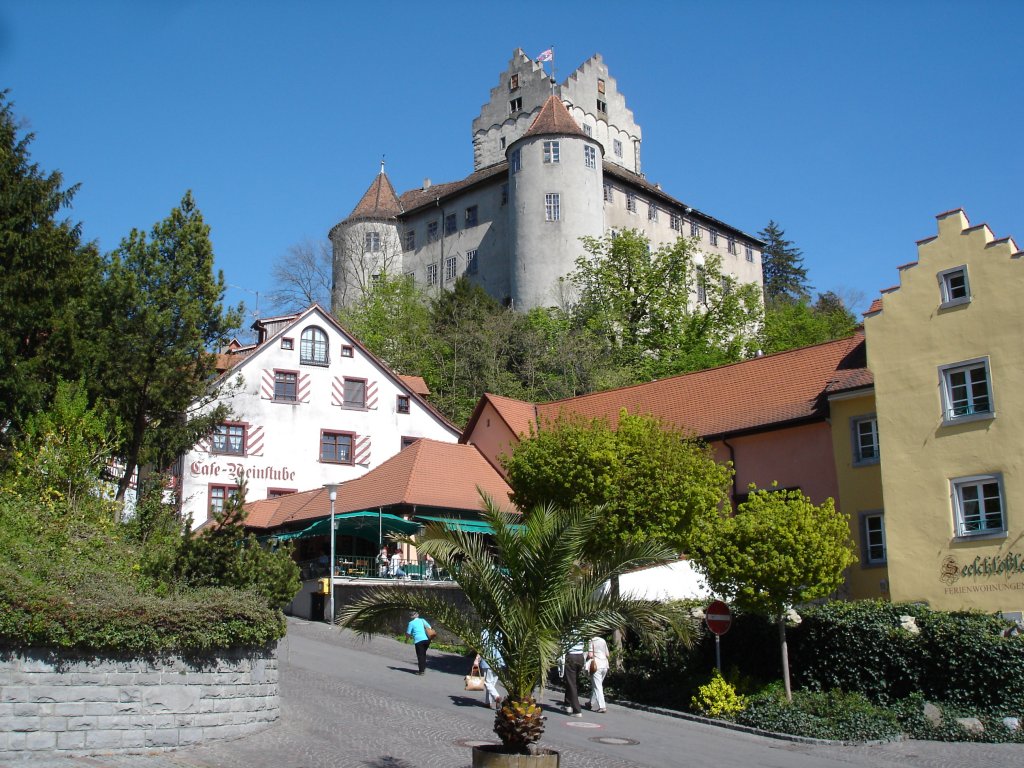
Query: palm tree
[[340, 494, 691, 755]]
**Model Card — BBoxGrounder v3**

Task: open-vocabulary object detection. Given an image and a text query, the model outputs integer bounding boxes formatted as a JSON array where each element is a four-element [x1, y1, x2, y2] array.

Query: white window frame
[[603, 183, 613, 203], [727, 236, 737, 255], [690, 221, 701, 239], [670, 213, 681, 232], [939, 357, 993, 424], [583, 123, 592, 137], [543, 140, 560, 164], [648, 203, 658, 222], [584, 145, 596, 169], [951, 473, 1007, 538], [445, 255, 457, 281], [696, 266, 707, 304], [466, 249, 478, 274], [851, 414, 880, 465], [745, 246, 755, 262], [364, 231, 380, 251], [545, 193, 560, 222], [613, 138, 622, 157], [709, 228, 719, 246], [861, 511, 887, 565], [938, 265, 971, 308], [626, 193, 636, 213], [426, 263, 438, 286]]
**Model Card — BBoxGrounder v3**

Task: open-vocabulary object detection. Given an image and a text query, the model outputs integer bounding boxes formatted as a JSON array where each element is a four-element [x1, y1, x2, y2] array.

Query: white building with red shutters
[[177, 304, 460, 529]]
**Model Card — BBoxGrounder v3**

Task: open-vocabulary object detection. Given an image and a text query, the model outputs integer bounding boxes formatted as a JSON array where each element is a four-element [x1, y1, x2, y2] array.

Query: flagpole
[[550, 45, 556, 91]]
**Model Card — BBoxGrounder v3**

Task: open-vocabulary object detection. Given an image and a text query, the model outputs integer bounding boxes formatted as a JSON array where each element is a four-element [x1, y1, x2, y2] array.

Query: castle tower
[[507, 95, 604, 309], [329, 164, 403, 309]]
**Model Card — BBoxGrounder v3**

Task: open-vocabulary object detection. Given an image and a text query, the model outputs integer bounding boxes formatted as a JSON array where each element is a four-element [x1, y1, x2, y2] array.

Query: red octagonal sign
[[705, 600, 732, 636]]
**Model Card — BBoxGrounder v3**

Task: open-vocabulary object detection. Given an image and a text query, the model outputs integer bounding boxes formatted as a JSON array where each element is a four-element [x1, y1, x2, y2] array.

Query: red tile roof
[[399, 375, 431, 396], [344, 170, 402, 224], [466, 334, 869, 442], [397, 163, 509, 214], [521, 95, 587, 139], [244, 439, 513, 530]]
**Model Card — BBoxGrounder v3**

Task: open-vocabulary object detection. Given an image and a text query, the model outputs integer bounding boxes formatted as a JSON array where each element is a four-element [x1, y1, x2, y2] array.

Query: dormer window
[[300, 327, 329, 366], [938, 265, 970, 307]]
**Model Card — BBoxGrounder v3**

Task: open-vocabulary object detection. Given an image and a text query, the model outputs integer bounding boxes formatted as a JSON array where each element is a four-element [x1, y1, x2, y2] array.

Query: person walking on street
[[562, 636, 585, 716], [475, 628, 504, 709], [405, 612, 433, 674], [585, 635, 610, 713]]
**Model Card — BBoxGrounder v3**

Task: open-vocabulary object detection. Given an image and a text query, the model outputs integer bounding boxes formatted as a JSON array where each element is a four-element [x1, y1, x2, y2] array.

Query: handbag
[[426, 626, 437, 640], [588, 658, 598, 674], [464, 663, 485, 691]]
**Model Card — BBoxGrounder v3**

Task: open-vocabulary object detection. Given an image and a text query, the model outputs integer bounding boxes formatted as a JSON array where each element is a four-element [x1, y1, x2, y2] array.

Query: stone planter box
[[0, 645, 279, 758]]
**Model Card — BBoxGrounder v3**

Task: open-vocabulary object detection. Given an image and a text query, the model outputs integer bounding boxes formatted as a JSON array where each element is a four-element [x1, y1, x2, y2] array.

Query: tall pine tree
[[92, 192, 242, 501], [759, 220, 810, 304], [0, 90, 100, 443]]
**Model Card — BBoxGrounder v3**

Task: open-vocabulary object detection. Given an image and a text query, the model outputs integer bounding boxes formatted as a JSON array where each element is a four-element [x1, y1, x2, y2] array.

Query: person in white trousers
[[585, 635, 610, 713]]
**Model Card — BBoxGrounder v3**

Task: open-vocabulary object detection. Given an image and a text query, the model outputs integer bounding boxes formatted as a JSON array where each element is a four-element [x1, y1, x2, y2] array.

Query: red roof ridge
[[342, 170, 402, 225]]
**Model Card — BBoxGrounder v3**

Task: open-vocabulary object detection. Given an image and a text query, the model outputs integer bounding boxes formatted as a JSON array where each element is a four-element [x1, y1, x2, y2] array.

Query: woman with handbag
[[584, 635, 610, 713], [405, 611, 434, 675], [474, 628, 503, 709]]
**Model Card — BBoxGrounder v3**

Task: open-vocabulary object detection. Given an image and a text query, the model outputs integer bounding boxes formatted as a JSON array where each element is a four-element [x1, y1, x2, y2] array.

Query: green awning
[[268, 511, 422, 542], [415, 515, 524, 534]]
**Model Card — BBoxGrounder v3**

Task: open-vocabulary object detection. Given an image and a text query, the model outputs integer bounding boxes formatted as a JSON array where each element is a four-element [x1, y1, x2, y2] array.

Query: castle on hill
[[330, 49, 763, 311]]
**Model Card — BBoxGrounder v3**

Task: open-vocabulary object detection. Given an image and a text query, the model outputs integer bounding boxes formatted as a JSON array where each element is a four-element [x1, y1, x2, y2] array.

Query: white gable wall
[[179, 307, 458, 528]]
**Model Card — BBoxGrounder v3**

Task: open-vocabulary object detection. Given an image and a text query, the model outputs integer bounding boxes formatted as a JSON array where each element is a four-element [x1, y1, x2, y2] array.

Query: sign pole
[[715, 633, 721, 673], [704, 599, 733, 675]]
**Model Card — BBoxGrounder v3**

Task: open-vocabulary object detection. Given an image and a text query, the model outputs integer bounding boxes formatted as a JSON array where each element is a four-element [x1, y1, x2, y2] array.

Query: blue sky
[[3, 0, 1021, 320]]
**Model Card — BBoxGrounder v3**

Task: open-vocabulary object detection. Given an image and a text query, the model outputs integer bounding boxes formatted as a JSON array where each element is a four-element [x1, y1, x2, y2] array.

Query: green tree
[[503, 412, 733, 552], [175, 478, 300, 607], [689, 486, 857, 700], [759, 220, 810, 304], [341, 496, 687, 753], [760, 292, 858, 355], [0, 91, 101, 443], [91, 192, 242, 501], [571, 230, 762, 382]]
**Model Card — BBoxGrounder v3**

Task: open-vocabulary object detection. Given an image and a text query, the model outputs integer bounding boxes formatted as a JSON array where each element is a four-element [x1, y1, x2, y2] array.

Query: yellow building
[[864, 209, 1023, 615]]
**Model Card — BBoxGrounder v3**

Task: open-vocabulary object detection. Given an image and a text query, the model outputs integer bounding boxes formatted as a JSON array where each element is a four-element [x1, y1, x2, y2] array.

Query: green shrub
[[891, 694, 1024, 743], [737, 686, 902, 742], [691, 671, 747, 719]]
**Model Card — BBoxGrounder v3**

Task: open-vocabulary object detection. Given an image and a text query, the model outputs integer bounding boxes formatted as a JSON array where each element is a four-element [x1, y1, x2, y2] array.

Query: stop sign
[[705, 600, 732, 635]]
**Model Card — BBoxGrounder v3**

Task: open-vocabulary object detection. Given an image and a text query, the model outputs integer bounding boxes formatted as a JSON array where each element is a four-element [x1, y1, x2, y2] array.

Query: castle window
[[545, 193, 560, 222], [603, 183, 613, 203], [938, 265, 970, 307], [597, 99, 607, 114], [626, 193, 636, 213], [501, 184, 508, 205], [364, 231, 380, 251], [397, 395, 410, 414], [500, 136, 506, 150], [728, 237, 737, 255], [690, 221, 701, 239], [466, 249, 478, 274], [584, 145, 596, 169], [670, 213, 681, 231], [613, 139, 622, 157], [746, 245, 755, 262], [426, 263, 438, 286], [445, 255, 457, 281], [510, 149, 521, 174], [445, 213, 457, 235], [300, 327, 329, 366], [465, 206, 478, 227], [509, 97, 523, 114], [940, 358, 992, 423], [597, 78, 606, 94], [709, 228, 719, 247], [543, 140, 560, 164], [320, 430, 354, 465], [509, 74, 519, 91], [403, 230, 415, 251], [427, 221, 439, 242], [952, 473, 1006, 537], [648, 203, 658, 222], [583, 123, 592, 137]]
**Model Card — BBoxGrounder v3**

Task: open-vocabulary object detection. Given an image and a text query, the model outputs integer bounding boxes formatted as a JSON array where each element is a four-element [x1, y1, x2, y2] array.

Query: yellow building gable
[[864, 209, 1023, 614]]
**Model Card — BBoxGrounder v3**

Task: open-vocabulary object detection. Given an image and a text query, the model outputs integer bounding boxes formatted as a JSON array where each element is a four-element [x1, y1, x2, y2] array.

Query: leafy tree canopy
[[503, 412, 733, 552], [760, 292, 858, 355]]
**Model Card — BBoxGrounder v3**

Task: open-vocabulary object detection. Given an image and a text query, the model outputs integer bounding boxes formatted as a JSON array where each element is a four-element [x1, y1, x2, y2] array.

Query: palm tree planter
[[341, 495, 685, 764]]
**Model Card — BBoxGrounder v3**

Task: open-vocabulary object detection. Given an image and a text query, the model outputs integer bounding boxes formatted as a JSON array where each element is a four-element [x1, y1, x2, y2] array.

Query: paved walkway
[[4, 617, 1022, 768]]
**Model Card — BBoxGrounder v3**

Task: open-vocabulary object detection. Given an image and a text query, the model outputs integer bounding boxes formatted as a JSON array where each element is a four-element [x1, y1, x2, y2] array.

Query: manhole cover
[[454, 738, 500, 748], [590, 736, 639, 746], [564, 720, 602, 729]]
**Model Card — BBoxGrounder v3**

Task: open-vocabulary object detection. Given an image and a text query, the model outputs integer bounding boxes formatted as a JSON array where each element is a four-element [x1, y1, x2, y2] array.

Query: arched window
[[300, 326, 329, 366]]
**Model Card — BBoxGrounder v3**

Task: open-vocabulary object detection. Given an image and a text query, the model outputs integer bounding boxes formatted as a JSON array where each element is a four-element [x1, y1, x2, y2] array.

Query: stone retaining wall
[[0, 645, 278, 758]]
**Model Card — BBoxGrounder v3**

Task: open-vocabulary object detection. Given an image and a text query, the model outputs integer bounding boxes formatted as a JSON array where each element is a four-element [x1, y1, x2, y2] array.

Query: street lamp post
[[324, 483, 338, 624]]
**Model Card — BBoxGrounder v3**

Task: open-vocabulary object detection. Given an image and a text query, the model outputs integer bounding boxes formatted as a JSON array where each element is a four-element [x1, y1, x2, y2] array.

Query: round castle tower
[[329, 163, 403, 310], [507, 95, 604, 309]]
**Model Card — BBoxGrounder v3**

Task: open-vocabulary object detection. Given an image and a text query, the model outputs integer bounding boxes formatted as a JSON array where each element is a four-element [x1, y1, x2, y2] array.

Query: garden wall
[[0, 645, 278, 758]]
